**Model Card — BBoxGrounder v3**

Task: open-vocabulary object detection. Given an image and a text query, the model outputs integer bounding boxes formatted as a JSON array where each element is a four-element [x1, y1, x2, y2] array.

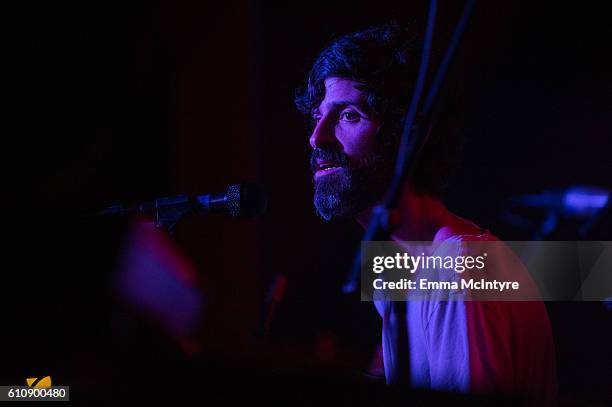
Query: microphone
[[97, 183, 267, 227]]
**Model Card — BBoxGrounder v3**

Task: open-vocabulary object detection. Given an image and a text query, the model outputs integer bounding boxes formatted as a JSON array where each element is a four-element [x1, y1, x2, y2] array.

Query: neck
[[355, 187, 460, 242]]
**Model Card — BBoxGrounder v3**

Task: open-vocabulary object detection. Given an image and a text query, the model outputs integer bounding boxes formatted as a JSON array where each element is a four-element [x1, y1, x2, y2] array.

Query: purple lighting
[[563, 186, 610, 216]]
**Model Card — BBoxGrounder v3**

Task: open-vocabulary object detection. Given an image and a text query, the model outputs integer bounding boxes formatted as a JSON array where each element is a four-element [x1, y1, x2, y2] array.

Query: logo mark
[[26, 376, 52, 388]]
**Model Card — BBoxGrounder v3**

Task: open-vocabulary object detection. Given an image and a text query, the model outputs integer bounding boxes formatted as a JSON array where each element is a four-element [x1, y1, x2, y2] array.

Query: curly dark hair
[[295, 23, 463, 197]]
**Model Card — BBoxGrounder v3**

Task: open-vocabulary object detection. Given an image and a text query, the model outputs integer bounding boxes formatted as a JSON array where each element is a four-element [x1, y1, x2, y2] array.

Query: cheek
[[336, 122, 380, 158]]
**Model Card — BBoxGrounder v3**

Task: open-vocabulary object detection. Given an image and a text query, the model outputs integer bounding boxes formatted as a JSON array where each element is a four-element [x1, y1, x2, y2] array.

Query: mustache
[[309, 148, 350, 173]]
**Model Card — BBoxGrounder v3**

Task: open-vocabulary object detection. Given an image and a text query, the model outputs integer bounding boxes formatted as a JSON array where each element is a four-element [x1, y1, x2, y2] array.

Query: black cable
[[385, 0, 439, 207], [342, 0, 439, 294], [343, 0, 477, 295]]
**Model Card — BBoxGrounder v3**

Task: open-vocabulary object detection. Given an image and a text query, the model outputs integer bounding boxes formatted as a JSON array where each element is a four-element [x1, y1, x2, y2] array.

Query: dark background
[[3, 0, 611, 403]]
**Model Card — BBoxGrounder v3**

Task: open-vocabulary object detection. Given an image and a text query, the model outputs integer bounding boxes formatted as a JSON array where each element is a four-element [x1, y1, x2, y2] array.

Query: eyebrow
[[313, 100, 371, 115]]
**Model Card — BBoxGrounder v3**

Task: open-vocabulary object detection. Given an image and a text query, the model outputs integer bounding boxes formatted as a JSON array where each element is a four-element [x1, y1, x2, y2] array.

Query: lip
[[314, 166, 342, 179], [316, 160, 340, 170]]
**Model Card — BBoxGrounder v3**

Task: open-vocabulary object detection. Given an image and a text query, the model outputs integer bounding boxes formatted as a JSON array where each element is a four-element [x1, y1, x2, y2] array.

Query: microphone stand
[[342, 0, 477, 387], [98, 195, 197, 233]]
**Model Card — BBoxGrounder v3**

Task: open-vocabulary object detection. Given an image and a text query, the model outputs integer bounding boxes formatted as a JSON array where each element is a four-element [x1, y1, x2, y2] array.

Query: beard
[[310, 145, 395, 221]]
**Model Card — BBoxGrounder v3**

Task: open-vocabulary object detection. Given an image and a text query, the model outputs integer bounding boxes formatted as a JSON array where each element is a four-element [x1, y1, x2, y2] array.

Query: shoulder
[[433, 212, 495, 244], [434, 224, 495, 243]]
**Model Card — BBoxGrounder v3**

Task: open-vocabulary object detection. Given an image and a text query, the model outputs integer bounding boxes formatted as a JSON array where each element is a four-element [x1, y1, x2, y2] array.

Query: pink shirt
[[375, 232, 557, 404]]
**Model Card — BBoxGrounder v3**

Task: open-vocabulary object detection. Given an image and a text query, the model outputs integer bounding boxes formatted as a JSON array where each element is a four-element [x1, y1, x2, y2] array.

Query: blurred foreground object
[[115, 222, 204, 352]]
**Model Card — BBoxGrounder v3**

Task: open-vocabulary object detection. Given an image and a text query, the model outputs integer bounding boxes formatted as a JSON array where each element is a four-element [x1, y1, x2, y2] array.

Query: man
[[296, 24, 557, 403]]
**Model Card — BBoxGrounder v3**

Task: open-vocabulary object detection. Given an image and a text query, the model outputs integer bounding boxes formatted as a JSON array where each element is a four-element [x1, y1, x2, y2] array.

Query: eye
[[340, 110, 361, 122], [311, 113, 322, 125]]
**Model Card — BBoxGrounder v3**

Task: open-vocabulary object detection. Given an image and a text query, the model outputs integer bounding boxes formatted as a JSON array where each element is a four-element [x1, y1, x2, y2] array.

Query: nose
[[309, 115, 340, 150]]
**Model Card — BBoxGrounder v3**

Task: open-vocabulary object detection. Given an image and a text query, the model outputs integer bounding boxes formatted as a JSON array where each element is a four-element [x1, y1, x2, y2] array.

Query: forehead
[[316, 77, 367, 110]]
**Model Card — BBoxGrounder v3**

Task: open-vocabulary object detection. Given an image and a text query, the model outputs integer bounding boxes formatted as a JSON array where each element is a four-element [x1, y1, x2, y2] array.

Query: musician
[[296, 24, 557, 404]]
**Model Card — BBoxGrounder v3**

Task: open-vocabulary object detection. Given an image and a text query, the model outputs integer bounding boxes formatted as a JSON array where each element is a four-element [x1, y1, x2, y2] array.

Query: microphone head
[[226, 183, 267, 218]]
